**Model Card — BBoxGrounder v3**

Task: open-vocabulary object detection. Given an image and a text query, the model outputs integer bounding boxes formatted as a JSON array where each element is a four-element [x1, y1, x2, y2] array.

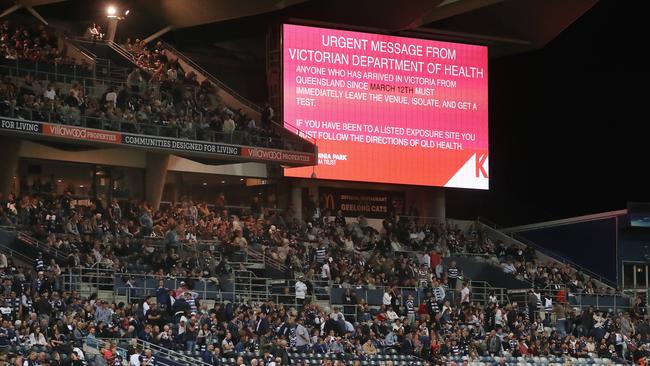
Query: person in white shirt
[[44, 85, 56, 100], [105, 87, 117, 107], [129, 348, 141, 366], [223, 118, 236, 141], [321, 262, 331, 281], [167, 67, 178, 81], [386, 307, 399, 321], [420, 252, 430, 267], [502, 261, 516, 274], [295, 276, 307, 306], [383, 289, 392, 307], [460, 282, 471, 304]]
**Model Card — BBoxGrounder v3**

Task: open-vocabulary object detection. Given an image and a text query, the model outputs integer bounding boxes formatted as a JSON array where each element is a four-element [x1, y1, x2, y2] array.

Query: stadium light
[[106, 5, 117, 17]]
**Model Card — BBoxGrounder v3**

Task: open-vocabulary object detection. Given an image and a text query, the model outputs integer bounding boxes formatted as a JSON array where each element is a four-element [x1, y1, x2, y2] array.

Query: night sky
[[447, 0, 649, 226]]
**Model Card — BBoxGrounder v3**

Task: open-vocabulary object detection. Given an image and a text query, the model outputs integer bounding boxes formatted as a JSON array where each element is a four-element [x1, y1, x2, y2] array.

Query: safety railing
[[97, 337, 210, 366], [233, 270, 271, 303], [0, 242, 36, 265], [506, 284, 634, 312], [469, 280, 509, 305], [106, 40, 140, 67], [70, 38, 139, 71], [16, 230, 68, 262], [160, 41, 260, 114], [136, 338, 212, 366], [478, 217, 617, 289], [61, 267, 273, 304], [0, 59, 115, 89], [0, 103, 316, 155], [248, 246, 287, 272], [63, 269, 219, 302]]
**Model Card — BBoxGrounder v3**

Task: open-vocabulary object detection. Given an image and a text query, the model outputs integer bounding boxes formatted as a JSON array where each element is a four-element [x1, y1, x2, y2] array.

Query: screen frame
[[280, 22, 490, 188]]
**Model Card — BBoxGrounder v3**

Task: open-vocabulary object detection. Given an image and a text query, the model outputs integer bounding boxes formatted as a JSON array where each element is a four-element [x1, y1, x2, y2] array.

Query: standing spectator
[[460, 282, 471, 304], [295, 317, 310, 352], [105, 87, 117, 107], [383, 287, 393, 307], [447, 260, 460, 290], [43, 84, 56, 100], [527, 289, 539, 322], [295, 276, 307, 307], [321, 260, 331, 281], [447, 260, 460, 302], [262, 102, 274, 129], [554, 302, 567, 336], [405, 294, 415, 325]]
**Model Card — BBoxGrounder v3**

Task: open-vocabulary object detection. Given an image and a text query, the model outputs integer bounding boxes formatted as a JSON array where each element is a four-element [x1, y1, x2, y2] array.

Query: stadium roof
[[2, 0, 597, 57]]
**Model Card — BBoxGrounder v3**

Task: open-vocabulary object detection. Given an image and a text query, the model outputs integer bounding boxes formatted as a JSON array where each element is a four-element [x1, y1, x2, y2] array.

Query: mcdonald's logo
[[323, 194, 336, 211]]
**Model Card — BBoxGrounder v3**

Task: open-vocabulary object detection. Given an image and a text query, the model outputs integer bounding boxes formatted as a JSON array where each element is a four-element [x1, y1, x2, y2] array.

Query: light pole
[[106, 5, 128, 42]]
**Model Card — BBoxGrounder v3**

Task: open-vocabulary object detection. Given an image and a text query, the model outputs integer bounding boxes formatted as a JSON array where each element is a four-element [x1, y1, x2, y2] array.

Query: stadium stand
[[0, 7, 648, 366], [1, 186, 649, 365], [0, 19, 314, 155]]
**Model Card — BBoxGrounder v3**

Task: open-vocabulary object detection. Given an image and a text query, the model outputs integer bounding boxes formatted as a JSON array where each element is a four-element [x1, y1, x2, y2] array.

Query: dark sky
[[447, 0, 649, 226]]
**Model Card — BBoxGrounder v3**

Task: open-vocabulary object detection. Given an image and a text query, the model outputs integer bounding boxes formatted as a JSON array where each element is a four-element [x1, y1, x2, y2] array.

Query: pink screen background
[[283, 24, 488, 188]]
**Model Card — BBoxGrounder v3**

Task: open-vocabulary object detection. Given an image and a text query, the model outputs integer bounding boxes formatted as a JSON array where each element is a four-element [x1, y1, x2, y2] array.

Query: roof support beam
[[24, 5, 48, 25], [402, 27, 532, 46], [143, 26, 173, 45], [0, 3, 49, 25], [0, 4, 22, 19]]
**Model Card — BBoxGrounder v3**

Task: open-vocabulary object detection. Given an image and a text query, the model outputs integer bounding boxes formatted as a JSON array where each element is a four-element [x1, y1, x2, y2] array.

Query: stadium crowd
[[0, 20, 292, 150], [1, 189, 649, 365], [0, 17, 648, 366], [0, 186, 610, 295], [0, 20, 82, 67]]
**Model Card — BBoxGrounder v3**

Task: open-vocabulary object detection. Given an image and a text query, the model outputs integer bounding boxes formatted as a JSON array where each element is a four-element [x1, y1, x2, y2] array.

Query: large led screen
[[283, 24, 488, 189]]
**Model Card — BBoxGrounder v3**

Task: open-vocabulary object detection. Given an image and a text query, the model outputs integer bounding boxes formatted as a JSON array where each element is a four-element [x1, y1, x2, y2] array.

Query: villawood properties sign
[[319, 187, 405, 218], [0, 117, 314, 165]]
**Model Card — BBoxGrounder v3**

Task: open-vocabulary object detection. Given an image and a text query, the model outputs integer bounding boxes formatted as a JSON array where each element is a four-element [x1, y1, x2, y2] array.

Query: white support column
[[106, 17, 118, 42]]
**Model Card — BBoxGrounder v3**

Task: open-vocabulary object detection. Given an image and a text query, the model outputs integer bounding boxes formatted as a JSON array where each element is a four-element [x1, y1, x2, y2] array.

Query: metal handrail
[[0, 107, 316, 154], [61, 37, 97, 73], [16, 230, 68, 262], [65, 38, 98, 60], [248, 246, 286, 272], [0, 60, 119, 90], [107, 40, 140, 67], [469, 280, 509, 305], [0, 242, 36, 265], [478, 217, 617, 289], [135, 338, 212, 366], [507, 286, 634, 312], [97, 337, 210, 366], [160, 41, 261, 113], [61, 267, 274, 304]]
